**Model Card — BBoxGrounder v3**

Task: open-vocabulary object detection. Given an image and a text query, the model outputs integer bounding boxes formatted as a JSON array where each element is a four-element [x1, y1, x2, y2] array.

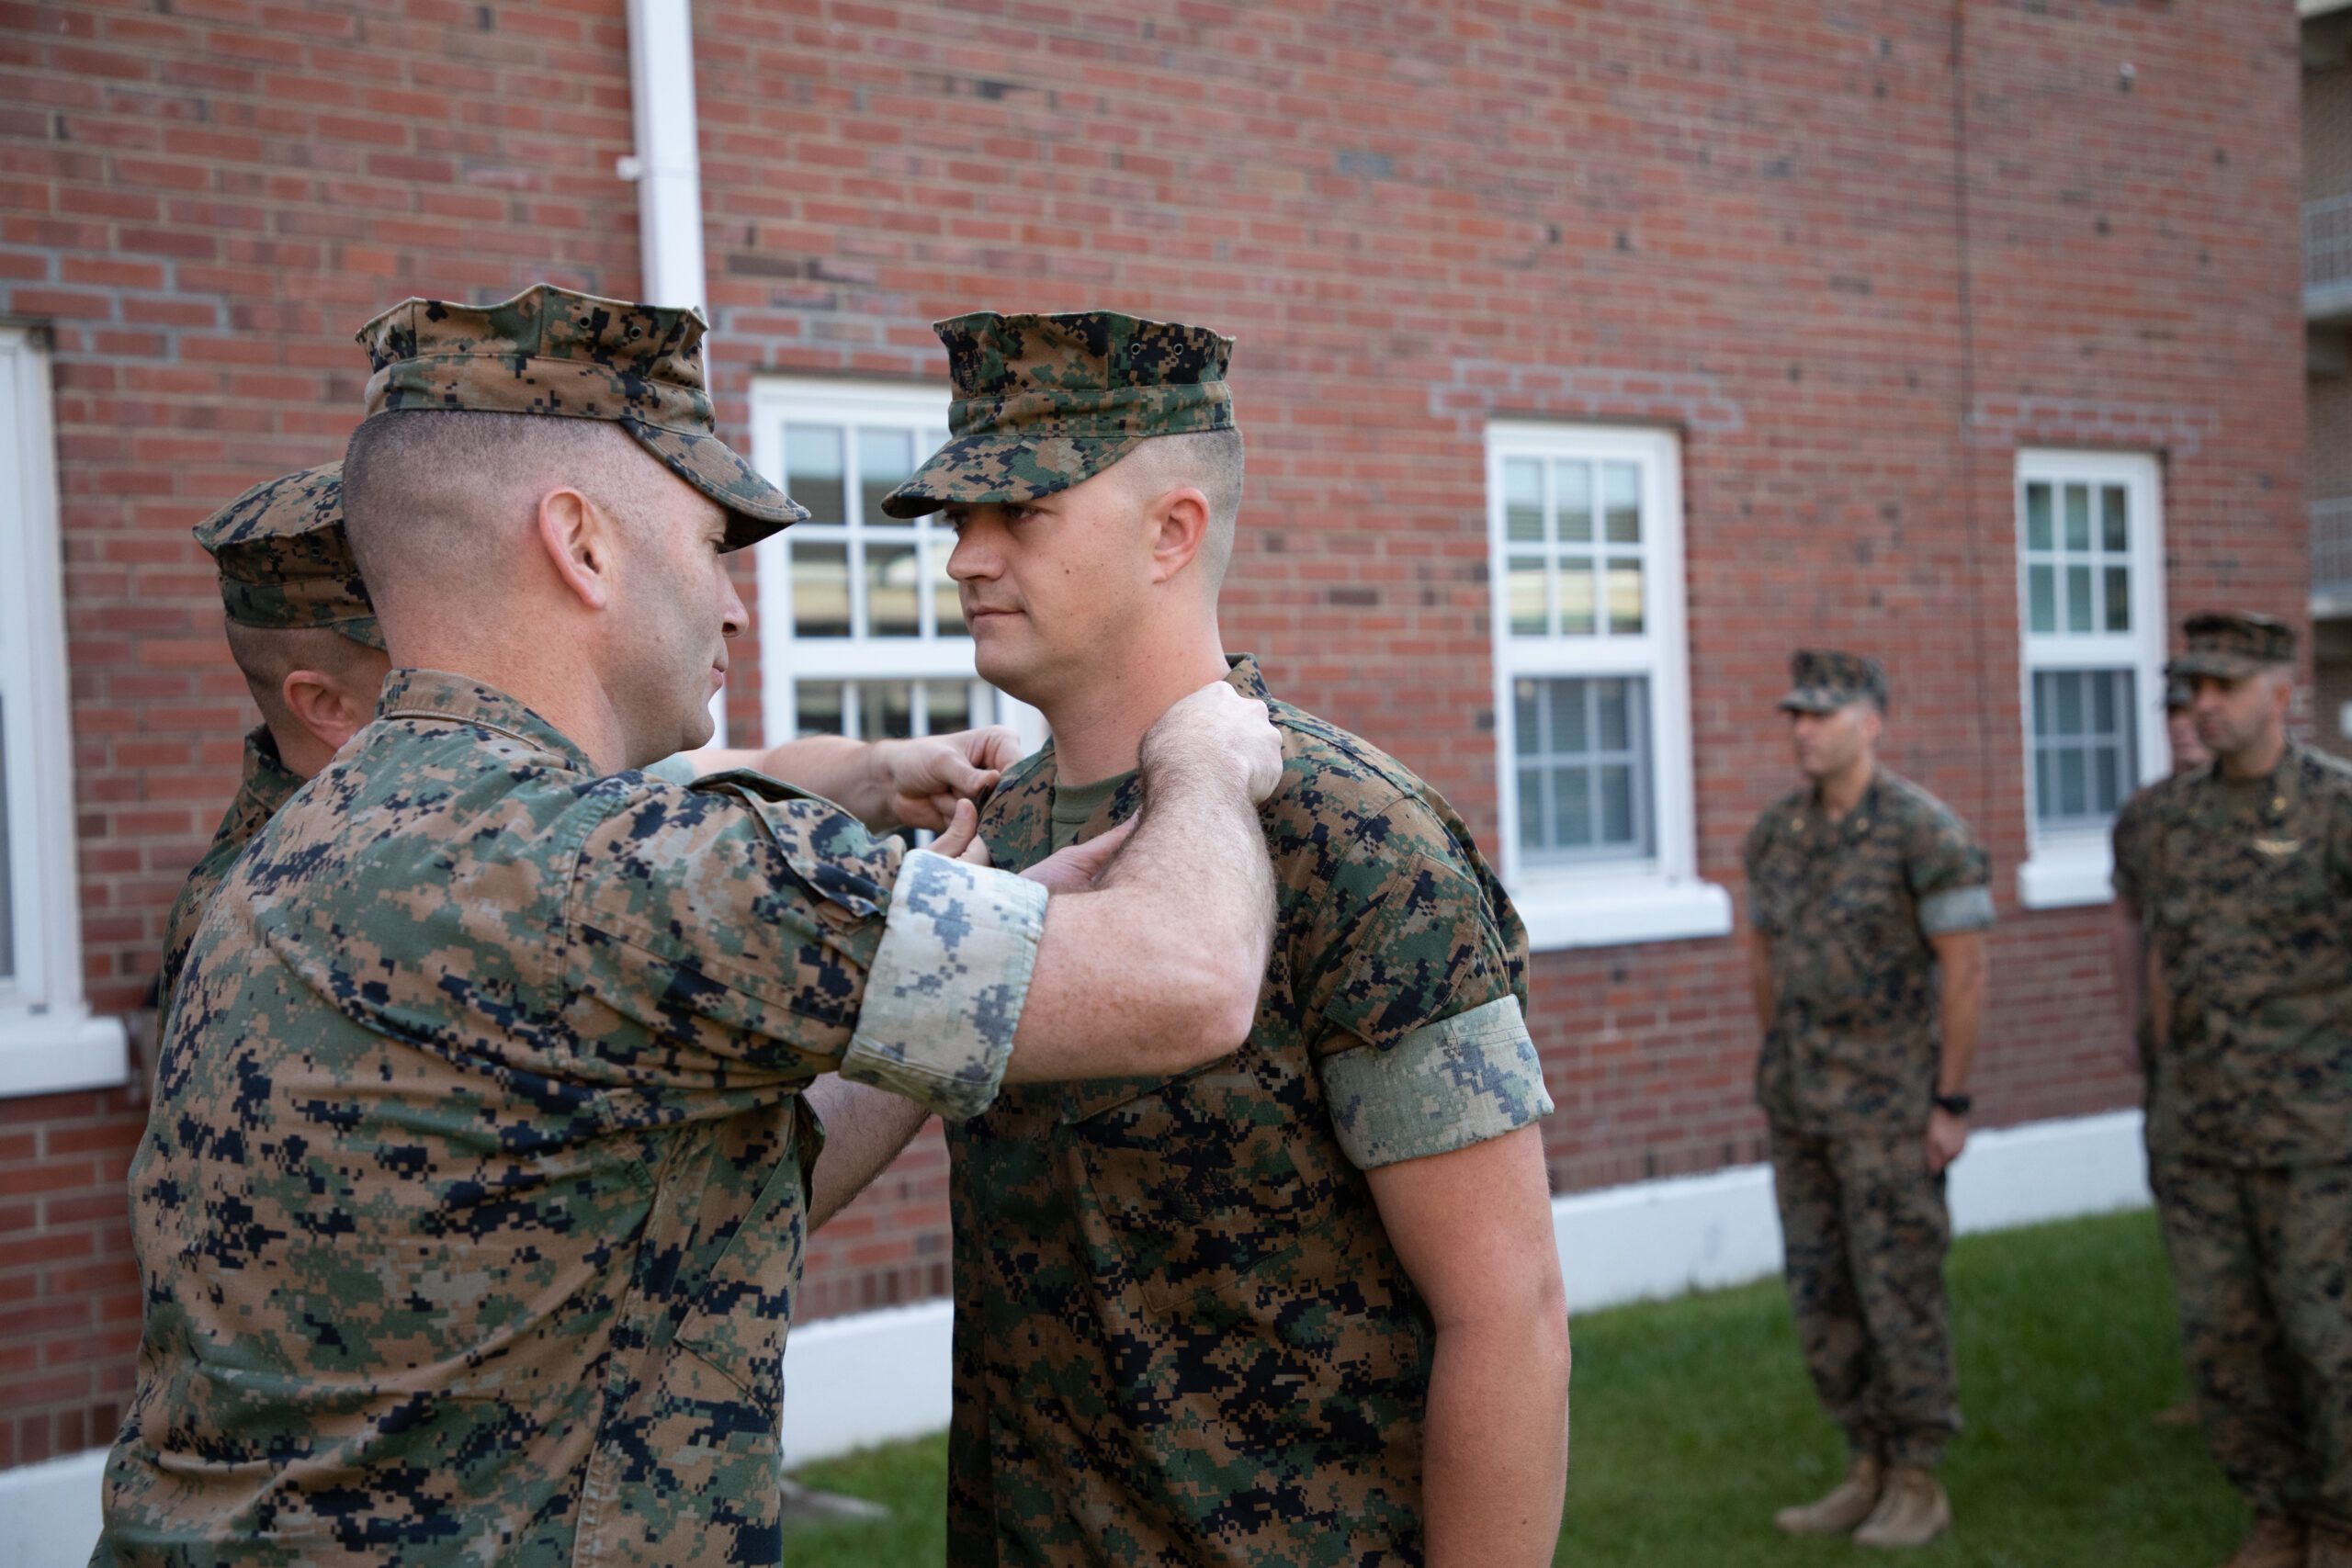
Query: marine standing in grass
[[1745, 649, 1992, 1551], [2138, 612, 2352, 1568], [882, 310, 1572, 1567]]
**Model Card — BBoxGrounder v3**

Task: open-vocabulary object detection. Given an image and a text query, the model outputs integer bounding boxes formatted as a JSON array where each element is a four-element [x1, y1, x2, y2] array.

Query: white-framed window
[[2013, 449, 2168, 909], [749, 379, 1044, 767], [1486, 422, 1729, 949], [0, 326, 127, 1096]]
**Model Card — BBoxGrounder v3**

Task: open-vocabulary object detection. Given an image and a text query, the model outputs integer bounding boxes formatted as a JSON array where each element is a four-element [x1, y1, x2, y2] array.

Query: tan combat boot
[[2216, 1515, 2304, 1568], [1852, 1463, 1952, 1550], [1772, 1453, 1882, 1536]]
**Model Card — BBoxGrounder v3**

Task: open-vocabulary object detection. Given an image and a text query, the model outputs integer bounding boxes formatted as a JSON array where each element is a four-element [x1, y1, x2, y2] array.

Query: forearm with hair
[[805, 1077, 933, 1231], [1003, 759, 1274, 1084]]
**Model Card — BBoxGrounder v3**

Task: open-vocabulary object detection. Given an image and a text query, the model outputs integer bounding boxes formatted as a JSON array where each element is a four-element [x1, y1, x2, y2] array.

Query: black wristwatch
[[1932, 1092, 1973, 1118]]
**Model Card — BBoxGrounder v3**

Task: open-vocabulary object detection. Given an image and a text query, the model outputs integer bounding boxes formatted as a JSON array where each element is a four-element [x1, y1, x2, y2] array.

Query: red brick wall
[[0, 0, 2309, 1466]]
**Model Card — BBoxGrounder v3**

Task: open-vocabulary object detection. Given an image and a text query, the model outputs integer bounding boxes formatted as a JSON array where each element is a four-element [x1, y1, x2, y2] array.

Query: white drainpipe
[[621, 0, 729, 742]]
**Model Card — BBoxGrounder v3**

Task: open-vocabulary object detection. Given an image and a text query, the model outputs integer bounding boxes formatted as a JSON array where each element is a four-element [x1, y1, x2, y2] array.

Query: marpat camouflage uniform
[[96, 672, 1046, 1567], [945, 657, 1551, 1566], [155, 728, 302, 1019], [1747, 651, 1993, 1470], [160, 463, 384, 1019], [99, 285, 1038, 1567], [2140, 613, 2352, 1536]]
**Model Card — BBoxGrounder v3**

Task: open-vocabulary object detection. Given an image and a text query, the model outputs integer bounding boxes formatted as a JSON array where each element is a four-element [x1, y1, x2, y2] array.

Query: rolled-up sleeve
[[1323, 995, 1552, 1169], [841, 850, 1047, 1122]]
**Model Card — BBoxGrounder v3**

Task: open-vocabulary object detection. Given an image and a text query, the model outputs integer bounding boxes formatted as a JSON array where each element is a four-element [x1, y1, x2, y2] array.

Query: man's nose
[[946, 527, 993, 581], [720, 573, 750, 639]]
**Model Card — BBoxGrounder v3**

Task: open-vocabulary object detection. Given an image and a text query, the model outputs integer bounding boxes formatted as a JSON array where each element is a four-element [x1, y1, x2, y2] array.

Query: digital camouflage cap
[[1780, 649, 1888, 714], [192, 462, 383, 649], [354, 284, 806, 550], [878, 310, 1234, 519], [2167, 611, 2296, 680]]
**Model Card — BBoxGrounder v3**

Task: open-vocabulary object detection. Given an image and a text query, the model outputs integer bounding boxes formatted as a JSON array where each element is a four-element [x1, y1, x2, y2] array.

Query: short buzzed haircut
[[1114, 426, 1246, 589], [341, 411, 681, 615], [221, 620, 383, 736]]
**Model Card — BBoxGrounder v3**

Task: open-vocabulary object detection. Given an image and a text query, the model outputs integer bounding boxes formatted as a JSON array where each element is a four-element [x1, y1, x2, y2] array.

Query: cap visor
[[878, 432, 1148, 519], [2166, 652, 2265, 681], [1778, 689, 1842, 714], [628, 422, 808, 551]]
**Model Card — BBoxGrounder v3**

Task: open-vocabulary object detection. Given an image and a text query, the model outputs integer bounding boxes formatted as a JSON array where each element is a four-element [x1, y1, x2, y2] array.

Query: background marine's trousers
[[1769, 1125, 1960, 1470], [2151, 1155, 2352, 1533]]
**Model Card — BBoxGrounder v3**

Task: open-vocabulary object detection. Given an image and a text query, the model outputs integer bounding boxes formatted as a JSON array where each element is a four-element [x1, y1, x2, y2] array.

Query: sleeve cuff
[[1321, 995, 1554, 1170], [1919, 884, 1996, 935], [842, 851, 1047, 1122]]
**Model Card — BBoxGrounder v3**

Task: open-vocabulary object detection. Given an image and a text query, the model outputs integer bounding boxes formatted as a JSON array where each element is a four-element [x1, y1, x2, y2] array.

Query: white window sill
[[0, 1010, 130, 1099], [1512, 873, 1734, 952], [2017, 839, 2115, 910]]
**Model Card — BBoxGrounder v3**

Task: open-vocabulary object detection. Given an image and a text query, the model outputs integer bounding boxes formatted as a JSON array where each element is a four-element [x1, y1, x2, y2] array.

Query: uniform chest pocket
[[1061, 1060, 1310, 1314]]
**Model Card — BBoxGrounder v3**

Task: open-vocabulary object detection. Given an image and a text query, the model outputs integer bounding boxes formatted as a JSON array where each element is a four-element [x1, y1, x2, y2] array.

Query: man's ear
[[279, 668, 376, 757], [1145, 485, 1212, 585], [535, 486, 616, 611]]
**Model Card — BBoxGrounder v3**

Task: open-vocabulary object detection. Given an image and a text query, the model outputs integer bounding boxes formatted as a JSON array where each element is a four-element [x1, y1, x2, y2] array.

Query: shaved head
[[341, 411, 680, 622], [221, 622, 385, 733], [1113, 427, 1245, 592]]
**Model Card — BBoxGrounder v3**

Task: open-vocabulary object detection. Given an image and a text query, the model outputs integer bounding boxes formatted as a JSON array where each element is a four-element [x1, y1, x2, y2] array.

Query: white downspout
[[621, 0, 729, 743]]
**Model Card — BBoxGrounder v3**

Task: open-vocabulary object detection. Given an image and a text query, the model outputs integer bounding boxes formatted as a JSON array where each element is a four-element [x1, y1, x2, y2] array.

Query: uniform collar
[[242, 725, 300, 791], [2199, 739, 2309, 818], [1806, 767, 1884, 841], [374, 668, 598, 773], [1224, 651, 1270, 701]]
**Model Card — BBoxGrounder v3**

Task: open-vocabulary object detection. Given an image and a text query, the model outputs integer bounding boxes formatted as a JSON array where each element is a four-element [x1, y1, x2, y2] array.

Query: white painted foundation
[[0, 1110, 2153, 1566]]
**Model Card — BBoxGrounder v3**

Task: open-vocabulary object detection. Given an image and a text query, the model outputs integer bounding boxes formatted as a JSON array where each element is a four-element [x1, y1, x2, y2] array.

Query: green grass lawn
[[785, 1209, 2245, 1566]]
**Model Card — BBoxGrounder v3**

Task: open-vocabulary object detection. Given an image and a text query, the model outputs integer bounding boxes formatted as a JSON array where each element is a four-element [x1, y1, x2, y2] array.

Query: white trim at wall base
[[0, 1111, 2153, 1567]]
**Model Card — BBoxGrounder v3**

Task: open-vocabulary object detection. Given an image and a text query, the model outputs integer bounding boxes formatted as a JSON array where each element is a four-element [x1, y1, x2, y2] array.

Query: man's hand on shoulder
[[1141, 680, 1283, 805]]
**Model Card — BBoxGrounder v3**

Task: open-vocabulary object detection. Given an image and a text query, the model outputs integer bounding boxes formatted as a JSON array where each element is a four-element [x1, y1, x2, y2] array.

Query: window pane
[[1555, 767, 1592, 848], [2103, 566, 2131, 633], [1505, 458, 1544, 543], [785, 425, 846, 524], [1602, 462, 1640, 544], [1593, 677, 1628, 750], [2064, 483, 2090, 551], [1599, 763, 1635, 845], [1558, 564, 1596, 637], [1554, 461, 1592, 543], [1516, 767, 1544, 855], [2066, 564, 2093, 632], [933, 544, 966, 635], [2025, 482, 2052, 552], [1606, 559, 1643, 635], [1514, 681, 1541, 759], [1509, 558, 1547, 636], [2035, 748, 2054, 820], [2057, 749, 2087, 818], [2028, 565, 2056, 633], [0, 702, 11, 983], [796, 680, 845, 738], [2094, 748, 2120, 813], [865, 542, 920, 637], [925, 681, 974, 737], [2101, 485, 2128, 553], [857, 429, 913, 525], [1548, 678, 1588, 754], [791, 541, 851, 637], [859, 681, 917, 740], [2054, 673, 2085, 735]]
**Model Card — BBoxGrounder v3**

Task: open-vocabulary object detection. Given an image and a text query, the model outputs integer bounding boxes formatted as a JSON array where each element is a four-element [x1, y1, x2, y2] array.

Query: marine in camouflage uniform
[[1745, 649, 1993, 1547], [156, 463, 384, 1021], [95, 288, 1055, 1568], [2139, 614, 2352, 1568], [884, 311, 1561, 1565]]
